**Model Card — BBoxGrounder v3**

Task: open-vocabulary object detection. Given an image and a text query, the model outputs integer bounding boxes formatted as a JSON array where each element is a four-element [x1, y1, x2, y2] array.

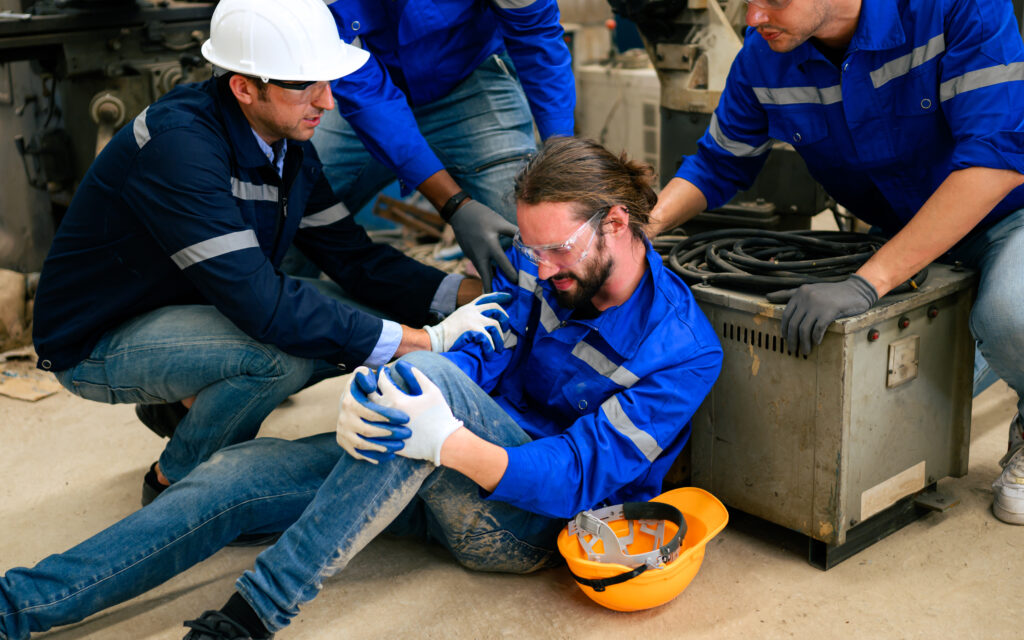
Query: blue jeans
[[946, 208, 1024, 424], [0, 352, 561, 639], [314, 52, 536, 223], [51, 279, 385, 482]]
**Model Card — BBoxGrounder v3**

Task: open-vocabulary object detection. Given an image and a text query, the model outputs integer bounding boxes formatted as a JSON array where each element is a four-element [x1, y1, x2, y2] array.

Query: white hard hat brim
[[201, 39, 370, 83]]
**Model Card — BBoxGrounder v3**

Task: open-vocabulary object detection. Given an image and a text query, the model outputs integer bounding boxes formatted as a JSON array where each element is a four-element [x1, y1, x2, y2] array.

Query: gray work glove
[[766, 275, 878, 355], [448, 199, 518, 292]]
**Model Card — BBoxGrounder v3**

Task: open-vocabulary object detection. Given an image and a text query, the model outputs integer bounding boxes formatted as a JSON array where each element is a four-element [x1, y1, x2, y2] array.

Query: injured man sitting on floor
[[0, 137, 723, 640]]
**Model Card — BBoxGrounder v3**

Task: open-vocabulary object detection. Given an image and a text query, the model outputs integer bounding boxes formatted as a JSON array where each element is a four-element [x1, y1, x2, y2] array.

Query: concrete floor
[[1, 360, 1019, 640]]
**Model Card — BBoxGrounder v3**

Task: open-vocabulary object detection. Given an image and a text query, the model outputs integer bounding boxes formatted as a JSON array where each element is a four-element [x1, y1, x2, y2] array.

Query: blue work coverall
[[676, 0, 1024, 430], [0, 244, 722, 638]]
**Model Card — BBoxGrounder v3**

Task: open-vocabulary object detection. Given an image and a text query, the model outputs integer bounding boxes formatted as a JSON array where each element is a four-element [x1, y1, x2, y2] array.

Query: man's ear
[[228, 74, 256, 105], [604, 204, 630, 236]]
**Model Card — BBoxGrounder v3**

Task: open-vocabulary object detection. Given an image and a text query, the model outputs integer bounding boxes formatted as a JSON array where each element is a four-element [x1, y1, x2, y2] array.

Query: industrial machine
[[0, 0, 215, 272], [689, 264, 976, 569]]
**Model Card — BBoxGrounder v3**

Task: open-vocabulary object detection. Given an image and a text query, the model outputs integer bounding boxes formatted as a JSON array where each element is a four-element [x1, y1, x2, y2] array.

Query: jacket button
[[337, 364, 347, 373], [40, 359, 52, 370], [793, 132, 802, 143], [578, 399, 588, 410], [351, 21, 361, 31], [920, 98, 932, 109]]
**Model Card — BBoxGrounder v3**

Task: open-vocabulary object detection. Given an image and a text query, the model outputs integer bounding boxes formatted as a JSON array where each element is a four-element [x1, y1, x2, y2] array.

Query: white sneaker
[[993, 447, 1024, 525]]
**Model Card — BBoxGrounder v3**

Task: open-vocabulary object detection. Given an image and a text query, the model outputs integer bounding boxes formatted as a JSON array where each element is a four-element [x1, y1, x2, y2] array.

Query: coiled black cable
[[655, 229, 927, 294]]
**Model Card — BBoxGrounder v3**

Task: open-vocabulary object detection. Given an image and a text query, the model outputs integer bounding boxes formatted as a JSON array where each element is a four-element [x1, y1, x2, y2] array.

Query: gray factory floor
[[0, 367, 1019, 640]]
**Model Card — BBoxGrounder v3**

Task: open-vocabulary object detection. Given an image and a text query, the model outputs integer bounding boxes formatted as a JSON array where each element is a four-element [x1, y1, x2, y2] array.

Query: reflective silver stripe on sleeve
[[708, 113, 772, 157], [133, 107, 151, 148], [940, 61, 1024, 102], [298, 202, 351, 228], [170, 230, 260, 269], [601, 395, 662, 462], [752, 84, 842, 105], [503, 333, 519, 349], [535, 289, 560, 332], [870, 33, 945, 89], [571, 341, 640, 389], [518, 269, 537, 293], [230, 178, 279, 202], [492, 0, 537, 8]]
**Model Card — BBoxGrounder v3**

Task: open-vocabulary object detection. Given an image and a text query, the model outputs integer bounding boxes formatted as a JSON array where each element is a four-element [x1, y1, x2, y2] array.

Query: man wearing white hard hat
[[31, 0, 504, 505]]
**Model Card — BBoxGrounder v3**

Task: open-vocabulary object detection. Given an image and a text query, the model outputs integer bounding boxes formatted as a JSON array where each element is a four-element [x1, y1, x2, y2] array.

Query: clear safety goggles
[[567, 501, 685, 571], [513, 208, 606, 269], [745, 0, 794, 9]]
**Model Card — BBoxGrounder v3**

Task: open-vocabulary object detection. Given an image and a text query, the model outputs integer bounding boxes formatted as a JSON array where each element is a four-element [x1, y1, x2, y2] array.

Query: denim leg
[[0, 436, 338, 640], [949, 208, 1024, 423], [235, 351, 558, 633], [53, 305, 316, 482]]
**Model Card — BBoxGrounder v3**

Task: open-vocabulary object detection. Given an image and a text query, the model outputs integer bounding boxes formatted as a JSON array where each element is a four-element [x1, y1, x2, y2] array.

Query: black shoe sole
[[141, 462, 169, 507]]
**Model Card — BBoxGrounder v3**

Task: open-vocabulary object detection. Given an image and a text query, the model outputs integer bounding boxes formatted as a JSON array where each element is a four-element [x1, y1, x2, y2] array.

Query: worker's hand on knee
[[768, 275, 878, 355], [425, 291, 512, 353], [336, 366, 412, 464], [448, 200, 518, 292], [370, 361, 462, 466]]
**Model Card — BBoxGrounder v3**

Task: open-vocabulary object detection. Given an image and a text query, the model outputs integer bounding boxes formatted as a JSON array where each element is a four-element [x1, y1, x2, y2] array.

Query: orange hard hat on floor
[[557, 486, 728, 612]]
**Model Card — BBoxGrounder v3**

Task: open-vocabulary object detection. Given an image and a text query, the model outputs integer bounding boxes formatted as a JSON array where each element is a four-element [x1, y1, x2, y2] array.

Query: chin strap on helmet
[[565, 501, 686, 592]]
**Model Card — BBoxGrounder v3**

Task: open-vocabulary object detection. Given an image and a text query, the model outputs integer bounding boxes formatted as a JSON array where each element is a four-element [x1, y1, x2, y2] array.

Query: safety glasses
[[513, 208, 606, 269], [745, 0, 794, 9], [256, 77, 330, 102]]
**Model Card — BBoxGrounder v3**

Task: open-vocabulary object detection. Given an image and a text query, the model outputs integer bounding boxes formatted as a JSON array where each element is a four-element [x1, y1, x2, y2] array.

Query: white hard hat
[[201, 0, 369, 82]]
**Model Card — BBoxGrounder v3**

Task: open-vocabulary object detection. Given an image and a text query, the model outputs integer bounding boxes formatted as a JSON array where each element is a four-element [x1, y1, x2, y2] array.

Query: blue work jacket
[[677, 0, 1024, 237], [327, 0, 575, 192], [33, 76, 446, 373], [443, 243, 723, 519]]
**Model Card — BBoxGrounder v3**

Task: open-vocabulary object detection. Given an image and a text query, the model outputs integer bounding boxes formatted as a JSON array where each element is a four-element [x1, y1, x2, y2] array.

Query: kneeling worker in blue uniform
[[0, 137, 723, 639], [649, 0, 1024, 524], [30, 0, 502, 504]]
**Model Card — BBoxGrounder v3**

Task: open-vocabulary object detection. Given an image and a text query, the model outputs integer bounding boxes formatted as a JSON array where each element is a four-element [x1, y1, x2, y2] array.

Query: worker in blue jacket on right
[[304, 0, 575, 292], [648, 0, 1024, 525]]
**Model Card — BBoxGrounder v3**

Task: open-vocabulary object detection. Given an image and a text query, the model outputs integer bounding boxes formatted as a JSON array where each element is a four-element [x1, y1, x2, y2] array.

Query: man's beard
[[551, 250, 613, 309]]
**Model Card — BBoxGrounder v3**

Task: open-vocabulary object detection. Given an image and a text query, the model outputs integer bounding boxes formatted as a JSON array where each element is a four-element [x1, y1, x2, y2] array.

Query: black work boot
[[182, 610, 273, 639]]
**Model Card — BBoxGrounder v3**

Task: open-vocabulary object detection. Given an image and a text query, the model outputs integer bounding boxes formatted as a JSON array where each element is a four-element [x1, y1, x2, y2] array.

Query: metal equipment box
[[689, 263, 976, 568]]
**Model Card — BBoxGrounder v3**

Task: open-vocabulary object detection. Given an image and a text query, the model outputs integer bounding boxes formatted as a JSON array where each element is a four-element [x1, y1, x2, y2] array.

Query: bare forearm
[[647, 177, 708, 237], [857, 167, 1024, 296], [395, 325, 432, 358], [456, 277, 483, 306], [417, 170, 463, 212], [439, 426, 508, 492]]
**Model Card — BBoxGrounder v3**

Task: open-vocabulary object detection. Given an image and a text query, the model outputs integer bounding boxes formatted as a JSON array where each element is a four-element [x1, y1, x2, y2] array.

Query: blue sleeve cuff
[[429, 273, 465, 319], [486, 444, 532, 505], [363, 319, 403, 367], [535, 111, 575, 141]]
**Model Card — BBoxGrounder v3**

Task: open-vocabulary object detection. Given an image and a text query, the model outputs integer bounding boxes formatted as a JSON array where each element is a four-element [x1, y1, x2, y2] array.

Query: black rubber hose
[[658, 228, 928, 294]]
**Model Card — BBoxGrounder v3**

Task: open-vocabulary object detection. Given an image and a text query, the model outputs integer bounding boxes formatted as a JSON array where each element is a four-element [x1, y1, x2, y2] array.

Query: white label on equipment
[[860, 461, 926, 521]]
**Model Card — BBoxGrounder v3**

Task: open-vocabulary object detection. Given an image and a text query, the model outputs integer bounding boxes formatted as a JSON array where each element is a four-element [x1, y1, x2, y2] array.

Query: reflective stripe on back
[[133, 107, 151, 148], [170, 230, 260, 269]]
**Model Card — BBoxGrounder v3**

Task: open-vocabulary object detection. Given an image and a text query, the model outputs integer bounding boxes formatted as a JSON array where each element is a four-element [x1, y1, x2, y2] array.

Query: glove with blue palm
[[336, 366, 412, 464], [424, 291, 511, 353], [370, 361, 463, 466]]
